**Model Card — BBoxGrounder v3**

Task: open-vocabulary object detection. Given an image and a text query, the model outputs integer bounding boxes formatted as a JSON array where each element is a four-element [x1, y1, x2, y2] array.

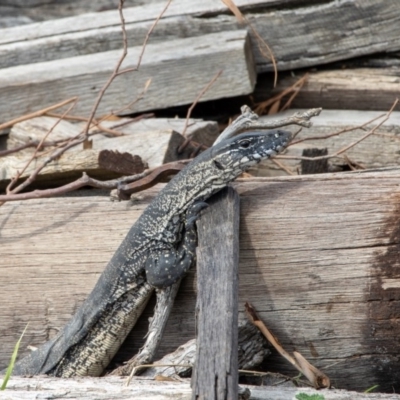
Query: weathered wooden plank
[[2, 376, 400, 400], [0, 147, 146, 189], [192, 187, 240, 400], [2, 171, 400, 390], [260, 68, 400, 112], [0, 30, 255, 123], [91, 117, 219, 147], [6, 116, 81, 149], [249, 110, 400, 177], [6, 116, 219, 160], [0, 1, 399, 73]]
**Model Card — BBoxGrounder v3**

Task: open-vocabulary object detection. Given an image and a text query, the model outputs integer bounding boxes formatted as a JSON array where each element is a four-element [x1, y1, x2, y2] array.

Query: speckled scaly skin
[[9, 129, 291, 377]]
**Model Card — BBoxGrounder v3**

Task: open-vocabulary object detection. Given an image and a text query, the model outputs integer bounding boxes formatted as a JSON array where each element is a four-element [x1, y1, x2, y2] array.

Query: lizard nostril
[[214, 160, 224, 170]]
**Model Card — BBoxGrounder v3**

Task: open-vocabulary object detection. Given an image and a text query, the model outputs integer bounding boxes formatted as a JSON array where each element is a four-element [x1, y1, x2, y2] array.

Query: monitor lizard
[[9, 129, 292, 377]]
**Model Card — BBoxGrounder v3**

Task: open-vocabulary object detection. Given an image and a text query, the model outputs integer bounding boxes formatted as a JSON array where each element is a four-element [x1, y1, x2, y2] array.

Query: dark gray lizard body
[[9, 129, 291, 377]]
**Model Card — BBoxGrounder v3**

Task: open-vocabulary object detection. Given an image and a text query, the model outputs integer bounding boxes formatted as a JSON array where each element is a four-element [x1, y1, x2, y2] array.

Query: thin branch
[[253, 74, 308, 116], [117, 160, 190, 200], [245, 302, 330, 389], [215, 106, 321, 145], [5, 99, 78, 195], [81, 0, 171, 138], [279, 99, 399, 162], [180, 70, 223, 139], [0, 141, 58, 158], [220, 0, 278, 87], [0, 97, 78, 132], [290, 112, 387, 146], [0, 159, 192, 203], [270, 158, 294, 176], [0, 171, 149, 202], [117, 0, 172, 76], [82, 0, 129, 138]]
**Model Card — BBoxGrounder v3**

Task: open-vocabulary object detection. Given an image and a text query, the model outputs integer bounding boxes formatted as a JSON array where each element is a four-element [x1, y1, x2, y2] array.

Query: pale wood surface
[[6, 116, 81, 148], [192, 188, 240, 400], [90, 117, 220, 147], [0, 148, 145, 189], [7, 117, 219, 149], [0, 30, 255, 122], [1, 376, 400, 400], [2, 171, 400, 390], [250, 110, 400, 176], [266, 68, 400, 111], [5, 116, 219, 167], [0, 0, 399, 74]]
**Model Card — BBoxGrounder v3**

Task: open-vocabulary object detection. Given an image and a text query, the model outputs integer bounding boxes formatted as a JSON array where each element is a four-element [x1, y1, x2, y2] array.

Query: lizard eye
[[239, 140, 251, 149]]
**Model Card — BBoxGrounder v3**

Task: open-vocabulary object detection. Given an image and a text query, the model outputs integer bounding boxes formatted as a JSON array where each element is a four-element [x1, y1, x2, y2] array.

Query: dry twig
[[5, 99, 78, 195], [245, 302, 330, 389], [0, 0, 171, 203], [253, 74, 308, 116], [221, 0, 278, 86], [279, 99, 399, 162], [0, 97, 78, 132], [181, 70, 223, 139], [215, 106, 321, 145], [117, 161, 190, 200], [177, 70, 223, 154]]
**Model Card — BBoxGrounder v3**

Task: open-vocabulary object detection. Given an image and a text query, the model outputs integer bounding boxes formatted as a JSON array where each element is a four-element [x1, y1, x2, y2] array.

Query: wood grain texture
[[249, 110, 400, 177], [0, 0, 399, 73], [2, 171, 400, 391], [2, 376, 400, 400], [265, 68, 400, 111], [0, 30, 256, 122], [192, 187, 240, 400], [0, 148, 146, 189], [90, 117, 220, 148]]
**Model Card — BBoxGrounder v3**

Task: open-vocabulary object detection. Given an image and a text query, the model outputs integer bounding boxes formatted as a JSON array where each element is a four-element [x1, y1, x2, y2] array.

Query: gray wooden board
[[249, 110, 400, 177], [192, 187, 240, 400], [2, 377, 400, 400], [262, 68, 400, 112], [89, 118, 220, 148], [2, 171, 400, 390], [0, 30, 255, 123], [0, 0, 399, 74]]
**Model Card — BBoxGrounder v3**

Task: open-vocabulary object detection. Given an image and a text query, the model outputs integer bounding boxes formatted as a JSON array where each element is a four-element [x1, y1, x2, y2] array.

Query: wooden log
[[6, 116, 81, 149], [0, 30, 256, 123], [92, 117, 219, 148], [3, 171, 400, 391], [7, 117, 219, 149], [248, 110, 400, 177], [4, 116, 219, 170], [259, 68, 400, 112], [0, 148, 146, 189], [1, 115, 218, 188], [192, 187, 240, 400], [1, 0, 399, 74], [2, 376, 400, 400], [141, 320, 269, 379]]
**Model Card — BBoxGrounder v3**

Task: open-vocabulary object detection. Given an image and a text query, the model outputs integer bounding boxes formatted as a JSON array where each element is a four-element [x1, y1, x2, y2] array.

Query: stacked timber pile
[[1, 1, 400, 399]]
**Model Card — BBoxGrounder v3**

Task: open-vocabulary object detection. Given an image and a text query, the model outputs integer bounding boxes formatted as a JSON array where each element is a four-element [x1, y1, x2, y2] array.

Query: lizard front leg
[[145, 202, 207, 289]]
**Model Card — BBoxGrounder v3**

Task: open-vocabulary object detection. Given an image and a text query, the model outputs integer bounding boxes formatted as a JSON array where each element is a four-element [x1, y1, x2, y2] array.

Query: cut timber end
[[0, 30, 256, 122], [192, 187, 240, 400]]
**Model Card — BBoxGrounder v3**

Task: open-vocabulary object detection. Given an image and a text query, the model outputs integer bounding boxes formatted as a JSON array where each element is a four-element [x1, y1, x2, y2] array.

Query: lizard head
[[209, 129, 292, 178]]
